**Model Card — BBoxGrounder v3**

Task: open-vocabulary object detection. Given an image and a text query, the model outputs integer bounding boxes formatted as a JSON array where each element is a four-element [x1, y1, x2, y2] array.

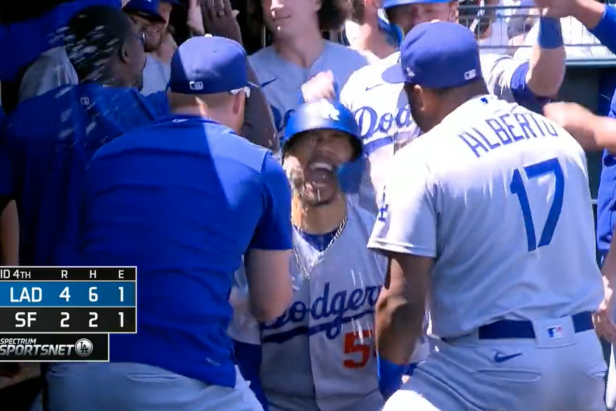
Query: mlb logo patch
[[547, 325, 563, 339]]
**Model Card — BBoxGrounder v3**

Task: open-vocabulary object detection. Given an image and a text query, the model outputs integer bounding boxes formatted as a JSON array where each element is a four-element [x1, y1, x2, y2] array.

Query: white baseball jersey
[[340, 50, 529, 216], [141, 54, 171, 96], [229, 202, 430, 411], [368, 94, 603, 339], [248, 42, 371, 142]]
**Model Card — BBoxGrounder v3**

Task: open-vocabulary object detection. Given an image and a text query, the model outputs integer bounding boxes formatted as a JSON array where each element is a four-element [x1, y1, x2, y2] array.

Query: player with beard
[[125, 0, 180, 95], [229, 100, 430, 411], [247, 0, 372, 143], [340, 0, 567, 215]]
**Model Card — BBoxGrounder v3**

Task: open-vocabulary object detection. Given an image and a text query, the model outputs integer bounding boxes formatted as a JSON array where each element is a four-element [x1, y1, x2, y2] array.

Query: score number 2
[[343, 330, 375, 369], [510, 158, 564, 252]]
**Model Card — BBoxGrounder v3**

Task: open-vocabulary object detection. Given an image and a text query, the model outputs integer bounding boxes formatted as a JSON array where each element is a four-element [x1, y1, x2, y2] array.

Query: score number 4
[[510, 158, 564, 252], [343, 330, 376, 369]]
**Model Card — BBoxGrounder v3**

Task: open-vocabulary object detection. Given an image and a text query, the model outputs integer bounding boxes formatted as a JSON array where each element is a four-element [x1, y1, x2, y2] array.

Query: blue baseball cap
[[168, 36, 258, 95], [123, 0, 166, 22], [383, 0, 449, 10], [382, 21, 482, 89]]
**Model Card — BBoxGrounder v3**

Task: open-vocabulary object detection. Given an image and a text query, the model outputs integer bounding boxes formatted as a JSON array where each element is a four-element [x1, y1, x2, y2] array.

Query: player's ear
[[448, 0, 458, 22], [119, 43, 129, 64], [231, 92, 243, 116]]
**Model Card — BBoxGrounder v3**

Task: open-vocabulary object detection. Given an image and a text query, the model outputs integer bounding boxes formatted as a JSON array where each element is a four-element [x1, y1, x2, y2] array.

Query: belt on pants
[[444, 311, 594, 342]]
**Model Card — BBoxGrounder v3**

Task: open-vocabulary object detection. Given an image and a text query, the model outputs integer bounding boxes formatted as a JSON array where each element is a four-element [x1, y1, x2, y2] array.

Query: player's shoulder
[[347, 51, 399, 84], [94, 117, 268, 171], [248, 46, 276, 68], [3, 86, 72, 140], [341, 52, 400, 104]]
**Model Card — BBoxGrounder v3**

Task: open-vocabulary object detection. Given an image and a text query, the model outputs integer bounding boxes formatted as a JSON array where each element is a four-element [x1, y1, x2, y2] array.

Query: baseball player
[[229, 100, 430, 411], [340, 0, 566, 215], [47, 36, 293, 411], [369, 21, 605, 411], [247, 0, 372, 143]]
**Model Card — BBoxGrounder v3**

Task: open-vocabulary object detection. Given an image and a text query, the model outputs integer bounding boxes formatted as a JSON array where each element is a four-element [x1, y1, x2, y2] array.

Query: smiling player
[[229, 100, 429, 411]]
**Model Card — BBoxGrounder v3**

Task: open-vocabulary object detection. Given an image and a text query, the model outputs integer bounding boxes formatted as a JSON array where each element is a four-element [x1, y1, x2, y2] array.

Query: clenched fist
[[301, 71, 337, 103]]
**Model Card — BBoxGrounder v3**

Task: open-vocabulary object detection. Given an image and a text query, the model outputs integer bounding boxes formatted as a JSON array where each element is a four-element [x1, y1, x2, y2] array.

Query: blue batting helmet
[[282, 100, 363, 161]]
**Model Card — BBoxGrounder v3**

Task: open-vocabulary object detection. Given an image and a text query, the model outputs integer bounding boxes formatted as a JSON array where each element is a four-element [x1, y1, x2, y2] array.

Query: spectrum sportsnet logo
[[0, 337, 95, 361]]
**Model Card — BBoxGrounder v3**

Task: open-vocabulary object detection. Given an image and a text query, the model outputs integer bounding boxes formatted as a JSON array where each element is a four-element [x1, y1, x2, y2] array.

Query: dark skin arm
[[375, 252, 432, 364], [200, 0, 278, 151], [0, 200, 18, 265]]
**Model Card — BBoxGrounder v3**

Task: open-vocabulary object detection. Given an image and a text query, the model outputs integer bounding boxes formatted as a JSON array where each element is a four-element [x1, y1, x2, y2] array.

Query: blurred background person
[[0, 5, 166, 267], [124, 0, 181, 95], [343, 0, 400, 61], [18, 0, 165, 102]]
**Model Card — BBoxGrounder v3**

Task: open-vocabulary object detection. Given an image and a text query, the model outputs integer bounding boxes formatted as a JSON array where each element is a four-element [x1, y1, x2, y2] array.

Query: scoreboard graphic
[[0, 266, 136, 362]]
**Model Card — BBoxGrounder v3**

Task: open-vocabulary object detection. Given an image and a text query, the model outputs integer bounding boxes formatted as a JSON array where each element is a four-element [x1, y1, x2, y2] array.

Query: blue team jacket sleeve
[[250, 153, 293, 250], [233, 340, 269, 410], [509, 62, 550, 113], [590, 5, 616, 55], [0, 0, 121, 82]]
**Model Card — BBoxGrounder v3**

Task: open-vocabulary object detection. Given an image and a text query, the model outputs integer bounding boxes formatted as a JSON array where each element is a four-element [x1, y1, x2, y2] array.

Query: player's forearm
[[375, 293, 423, 364], [592, 115, 616, 153], [601, 240, 616, 298], [526, 18, 566, 97], [573, 0, 616, 55], [241, 61, 279, 152]]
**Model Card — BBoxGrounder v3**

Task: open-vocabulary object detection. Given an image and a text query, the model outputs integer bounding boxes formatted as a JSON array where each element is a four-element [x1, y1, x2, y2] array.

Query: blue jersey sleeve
[[509, 62, 550, 113], [590, 5, 616, 56], [0, 0, 122, 82], [250, 154, 293, 250]]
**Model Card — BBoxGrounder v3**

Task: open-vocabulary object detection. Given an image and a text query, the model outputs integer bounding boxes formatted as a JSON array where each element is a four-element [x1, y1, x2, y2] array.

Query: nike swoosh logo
[[260, 78, 278, 88], [493, 353, 522, 363], [365, 84, 382, 92]]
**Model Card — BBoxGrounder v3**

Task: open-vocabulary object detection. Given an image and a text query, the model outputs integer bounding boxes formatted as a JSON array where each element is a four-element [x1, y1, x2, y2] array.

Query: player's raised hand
[[533, 0, 578, 18], [201, 0, 242, 43], [301, 71, 337, 103], [543, 102, 600, 151]]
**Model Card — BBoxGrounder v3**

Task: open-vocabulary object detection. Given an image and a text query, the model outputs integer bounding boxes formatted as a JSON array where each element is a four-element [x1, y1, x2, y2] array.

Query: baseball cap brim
[[381, 64, 407, 85], [124, 8, 166, 23]]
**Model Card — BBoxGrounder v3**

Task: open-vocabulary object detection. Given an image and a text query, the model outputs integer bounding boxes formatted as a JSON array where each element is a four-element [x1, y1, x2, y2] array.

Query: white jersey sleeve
[[367, 146, 437, 258], [480, 53, 525, 103]]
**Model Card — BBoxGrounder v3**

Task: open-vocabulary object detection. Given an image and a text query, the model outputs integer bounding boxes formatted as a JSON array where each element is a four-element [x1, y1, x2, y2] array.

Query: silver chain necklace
[[293, 214, 348, 280]]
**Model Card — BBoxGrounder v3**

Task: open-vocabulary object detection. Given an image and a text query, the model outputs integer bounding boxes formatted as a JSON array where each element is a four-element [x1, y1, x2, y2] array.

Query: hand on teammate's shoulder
[[543, 102, 600, 151]]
